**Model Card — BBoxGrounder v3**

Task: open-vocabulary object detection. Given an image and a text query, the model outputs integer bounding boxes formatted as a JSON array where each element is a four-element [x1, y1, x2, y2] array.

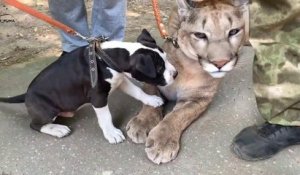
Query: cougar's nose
[[212, 60, 229, 69]]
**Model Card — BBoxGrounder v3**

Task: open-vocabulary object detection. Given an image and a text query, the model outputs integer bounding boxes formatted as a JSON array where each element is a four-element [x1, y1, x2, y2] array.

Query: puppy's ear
[[137, 29, 158, 48], [135, 54, 157, 78]]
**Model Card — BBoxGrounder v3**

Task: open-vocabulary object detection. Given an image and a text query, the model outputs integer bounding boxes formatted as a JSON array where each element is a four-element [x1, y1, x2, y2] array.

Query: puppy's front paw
[[103, 127, 125, 144], [142, 95, 164, 107], [40, 124, 71, 138]]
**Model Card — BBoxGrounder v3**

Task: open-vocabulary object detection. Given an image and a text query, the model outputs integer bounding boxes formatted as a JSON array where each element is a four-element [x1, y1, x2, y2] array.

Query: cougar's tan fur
[[126, 0, 249, 164]]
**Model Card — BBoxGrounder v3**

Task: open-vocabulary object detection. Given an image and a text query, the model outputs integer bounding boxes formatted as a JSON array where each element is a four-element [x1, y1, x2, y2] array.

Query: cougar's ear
[[232, 0, 251, 6], [137, 29, 158, 48], [177, 0, 191, 21], [232, 0, 251, 43]]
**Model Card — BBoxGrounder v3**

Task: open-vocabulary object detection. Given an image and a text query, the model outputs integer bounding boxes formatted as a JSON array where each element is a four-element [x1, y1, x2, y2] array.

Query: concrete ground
[[0, 46, 300, 175]]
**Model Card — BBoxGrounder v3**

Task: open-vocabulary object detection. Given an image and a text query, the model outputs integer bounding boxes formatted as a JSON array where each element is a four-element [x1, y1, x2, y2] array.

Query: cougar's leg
[[126, 84, 163, 144], [145, 96, 214, 164]]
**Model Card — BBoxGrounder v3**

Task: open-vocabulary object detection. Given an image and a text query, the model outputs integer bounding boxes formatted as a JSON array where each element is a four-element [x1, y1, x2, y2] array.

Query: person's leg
[[231, 0, 300, 161], [48, 0, 90, 52], [91, 0, 126, 40], [232, 40, 300, 161]]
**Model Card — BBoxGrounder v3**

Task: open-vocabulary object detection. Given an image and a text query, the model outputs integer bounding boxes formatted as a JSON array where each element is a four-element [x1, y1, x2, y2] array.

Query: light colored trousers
[[48, 0, 126, 52]]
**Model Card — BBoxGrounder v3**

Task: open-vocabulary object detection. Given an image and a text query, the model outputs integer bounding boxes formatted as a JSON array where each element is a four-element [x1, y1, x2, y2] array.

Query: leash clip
[[98, 35, 109, 43], [86, 35, 109, 43], [165, 36, 179, 48]]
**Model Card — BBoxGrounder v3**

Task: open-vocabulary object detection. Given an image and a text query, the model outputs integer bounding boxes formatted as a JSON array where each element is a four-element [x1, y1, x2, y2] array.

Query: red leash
[[151, 0, 168, 39], [3, 0, 87, 39], [5, 0, 171, 42], [151, 0, 179, 48]]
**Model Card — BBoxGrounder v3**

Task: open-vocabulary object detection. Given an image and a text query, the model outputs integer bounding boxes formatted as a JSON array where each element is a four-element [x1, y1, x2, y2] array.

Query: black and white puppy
[[0, 29, 177, 144]]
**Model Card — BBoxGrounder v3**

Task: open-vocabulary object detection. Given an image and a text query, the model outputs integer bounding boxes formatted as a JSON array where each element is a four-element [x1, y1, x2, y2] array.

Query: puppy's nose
[[173, 71, 178, 79], [212, 60, 229, 69]]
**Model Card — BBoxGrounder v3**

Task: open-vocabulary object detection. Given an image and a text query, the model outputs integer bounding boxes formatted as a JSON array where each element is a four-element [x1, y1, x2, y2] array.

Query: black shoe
[[231, 122, 300, 161]]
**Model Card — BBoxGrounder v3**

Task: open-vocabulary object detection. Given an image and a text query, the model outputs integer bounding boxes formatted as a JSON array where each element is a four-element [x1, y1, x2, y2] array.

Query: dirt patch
[[0, 0, 175, 67]]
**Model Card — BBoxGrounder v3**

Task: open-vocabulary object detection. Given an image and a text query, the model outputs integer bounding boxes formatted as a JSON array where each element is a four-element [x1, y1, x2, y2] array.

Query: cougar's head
[[176, 0, 250, 78]]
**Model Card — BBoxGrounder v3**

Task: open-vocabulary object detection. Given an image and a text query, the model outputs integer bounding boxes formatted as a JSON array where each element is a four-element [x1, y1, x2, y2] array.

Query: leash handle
[[3, 0, 77, 36], [88, 41, 98, 88], [151, 0, 168, 39]]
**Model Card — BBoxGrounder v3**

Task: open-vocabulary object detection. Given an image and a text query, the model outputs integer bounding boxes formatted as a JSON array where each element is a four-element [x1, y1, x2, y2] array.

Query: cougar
[[126, 0, 250, 164]]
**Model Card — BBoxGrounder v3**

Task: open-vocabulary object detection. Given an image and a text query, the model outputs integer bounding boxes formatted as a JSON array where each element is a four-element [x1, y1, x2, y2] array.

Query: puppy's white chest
[[105, 68, 125, 92]]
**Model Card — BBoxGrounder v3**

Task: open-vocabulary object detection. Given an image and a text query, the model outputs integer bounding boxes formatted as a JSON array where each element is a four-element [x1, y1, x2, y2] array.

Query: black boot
[[231, 122, 300, 161]]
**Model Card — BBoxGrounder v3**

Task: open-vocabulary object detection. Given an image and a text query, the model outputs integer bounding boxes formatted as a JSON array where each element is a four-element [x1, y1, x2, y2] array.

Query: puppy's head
[[130, 29, 177, 86]]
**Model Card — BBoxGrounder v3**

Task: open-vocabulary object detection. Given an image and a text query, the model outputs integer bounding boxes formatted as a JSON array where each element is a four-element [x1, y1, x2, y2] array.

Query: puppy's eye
[[228, 28, 240, 37], [193, 32, 207, 40]]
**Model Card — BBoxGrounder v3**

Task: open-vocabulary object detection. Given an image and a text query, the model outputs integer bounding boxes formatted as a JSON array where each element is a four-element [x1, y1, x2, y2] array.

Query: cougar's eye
[[194, 32, 207, 40], [228, 28, 240, 37]]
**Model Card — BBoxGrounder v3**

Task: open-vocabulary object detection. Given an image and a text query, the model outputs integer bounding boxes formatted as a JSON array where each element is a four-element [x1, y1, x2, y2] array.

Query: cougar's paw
[[142, 95, 164, 107], [145, 122, 180, 164], [126, 113, 161, 144]]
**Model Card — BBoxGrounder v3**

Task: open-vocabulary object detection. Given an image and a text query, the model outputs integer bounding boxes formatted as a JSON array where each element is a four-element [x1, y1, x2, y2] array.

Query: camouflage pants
[[251, 0, 300, 126]]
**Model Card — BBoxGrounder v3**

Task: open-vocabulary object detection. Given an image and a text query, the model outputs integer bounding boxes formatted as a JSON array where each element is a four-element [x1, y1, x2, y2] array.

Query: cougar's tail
[[0, 94, 26, 103]]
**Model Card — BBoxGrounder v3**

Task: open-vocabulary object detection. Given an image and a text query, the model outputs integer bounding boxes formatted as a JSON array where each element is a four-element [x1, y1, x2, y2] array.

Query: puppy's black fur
[[0, 29, 171, 136]]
